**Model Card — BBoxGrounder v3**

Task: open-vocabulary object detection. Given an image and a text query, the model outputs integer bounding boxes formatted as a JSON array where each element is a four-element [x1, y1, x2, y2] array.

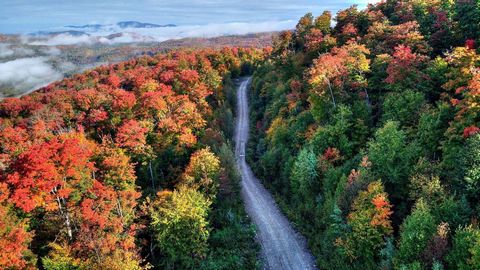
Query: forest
[[2, 0, 480, 269], [0, 47, 266, 269], [248, 0, 480, 269]]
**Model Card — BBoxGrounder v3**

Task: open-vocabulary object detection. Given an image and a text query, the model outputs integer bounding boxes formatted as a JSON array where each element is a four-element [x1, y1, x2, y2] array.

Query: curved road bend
[[234, 77, 317, 270]]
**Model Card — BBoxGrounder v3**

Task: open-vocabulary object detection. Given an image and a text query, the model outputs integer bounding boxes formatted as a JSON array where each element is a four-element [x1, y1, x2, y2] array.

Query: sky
[[0, 0, 373, 34]]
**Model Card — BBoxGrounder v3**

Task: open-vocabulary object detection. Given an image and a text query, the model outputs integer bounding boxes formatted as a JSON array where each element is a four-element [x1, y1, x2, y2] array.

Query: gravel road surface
[[235, 77, 317, 270]]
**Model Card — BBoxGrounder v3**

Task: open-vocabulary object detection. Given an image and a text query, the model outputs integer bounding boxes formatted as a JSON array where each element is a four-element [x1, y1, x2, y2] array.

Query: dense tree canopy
[[0, 48, 265, 269], [2, 0, 480, 268], [248, 1, 480, 269]]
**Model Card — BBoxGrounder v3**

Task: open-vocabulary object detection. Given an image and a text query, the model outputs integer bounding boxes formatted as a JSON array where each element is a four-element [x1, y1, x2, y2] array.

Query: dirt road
[[235, 77, 317, 270]]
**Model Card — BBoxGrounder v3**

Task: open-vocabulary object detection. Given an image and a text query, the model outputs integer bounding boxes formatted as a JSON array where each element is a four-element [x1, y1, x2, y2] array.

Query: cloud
[[0, 43, 35, 58], [41, 46, 61, 56], [29, 33, 94, 46], [27, 20, 296, 45], [0, 44, 14, 57], [0, 57, 62, 96], [153, 20, 296, 39]]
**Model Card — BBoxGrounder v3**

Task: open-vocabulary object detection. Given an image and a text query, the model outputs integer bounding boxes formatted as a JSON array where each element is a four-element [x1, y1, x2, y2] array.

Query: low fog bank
[[26, 20, 294, 46], [0, 57, 63, 97]]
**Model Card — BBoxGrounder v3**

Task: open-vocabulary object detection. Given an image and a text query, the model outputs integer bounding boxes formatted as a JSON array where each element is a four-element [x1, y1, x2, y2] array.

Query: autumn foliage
[[0, 47, 264, 269], [3, 0, 480, 268]]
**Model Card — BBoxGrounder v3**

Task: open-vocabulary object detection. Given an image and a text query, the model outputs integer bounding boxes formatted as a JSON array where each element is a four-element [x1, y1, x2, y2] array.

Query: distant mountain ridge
[[28, 21, 177, 38], [117, 21, 176, 28], [65, 24, 104, 30], [65, 21, 177, 30], [29, 30, 90, 37]]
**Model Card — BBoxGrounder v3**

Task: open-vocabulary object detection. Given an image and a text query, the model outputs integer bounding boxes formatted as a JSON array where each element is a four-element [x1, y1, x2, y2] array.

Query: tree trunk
[[326, 78, 336, 108], [116, 197, 124, 226], [54, 191, 73, 240], [149, 161, 155, 190], [150, 233, 156, 262], [364, 88, 371, 108]]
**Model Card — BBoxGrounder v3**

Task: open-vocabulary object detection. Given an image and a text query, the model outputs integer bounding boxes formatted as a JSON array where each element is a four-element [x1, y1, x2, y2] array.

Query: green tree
[[463, 134, 480, 204], [150, 187, 211, 269], [415, 102, 453, 159], [408, 158, 446, 204], [315, 11, 332, 34], [181, 147, 221, 200], [367, 121, 416, 198], [291, 148, 318, 200], [318, 204, 350, 270], [42, 243, 81, 270], [447, 225, 480, 270], [382, 90, 426, 129], [395, 199, 437, 268], [310, 105, 354, 158], [453, 1, 480, 43]]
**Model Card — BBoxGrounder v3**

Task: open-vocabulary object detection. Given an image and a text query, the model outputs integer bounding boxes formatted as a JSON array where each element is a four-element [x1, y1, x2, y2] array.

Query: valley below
[[0, 32, 273, 98]]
